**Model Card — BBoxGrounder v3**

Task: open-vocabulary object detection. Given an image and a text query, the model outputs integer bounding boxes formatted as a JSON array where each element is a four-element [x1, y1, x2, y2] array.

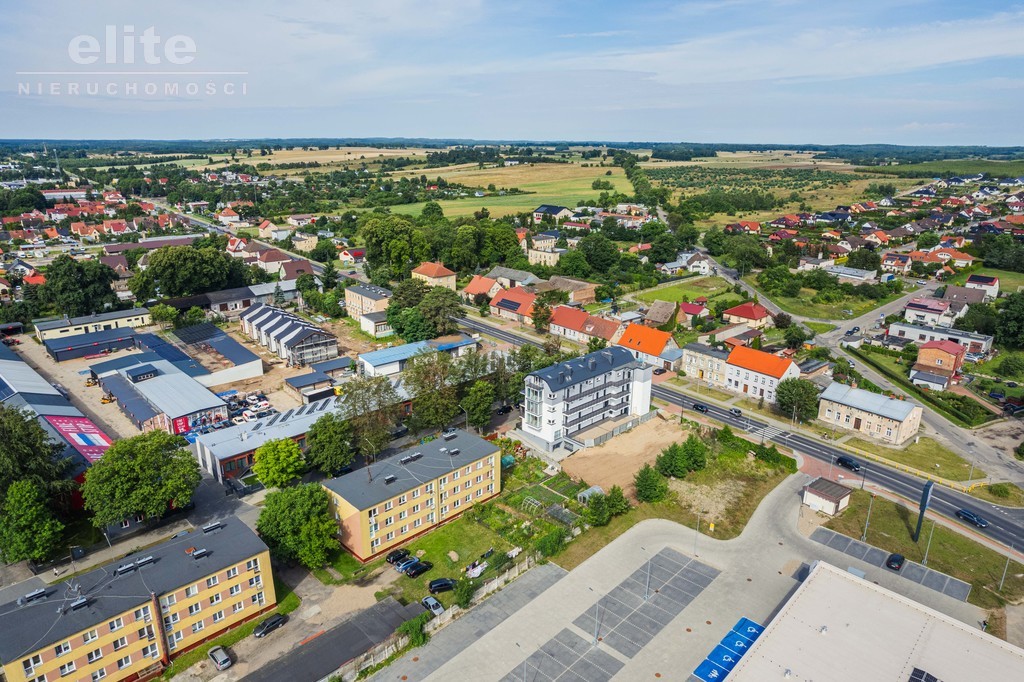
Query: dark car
[[1007, 381, 1019, 388], [429, 577, 458, 594], [653, 368, 667, 375], [836, 455, 861, 472], [844, 329, 854, 336], [692, 403, 709, 414], [851, 326, 861, 334], [405, 561, 434, 578], [956, 509, 989, 528], [386, 548, 410, 565], [253, 614, 287, 638], [885, 553, 906, 571], [496, 405, 512, 415]]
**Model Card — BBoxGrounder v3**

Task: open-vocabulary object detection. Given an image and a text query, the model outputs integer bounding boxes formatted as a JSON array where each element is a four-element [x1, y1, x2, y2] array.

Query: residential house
[[911, 339, 966, 391], [359, 311, 394, 338], [279, 259, 314, 282], [881, 253, 912, 274], [287, 214, 315, 227], [643, 300, 677, 328], [527, 247, 566, 267], [292, 233, 318, 252], [722, 302, 772, 329], [322, 430, 500, 561], [530, 231, 561, 251], [678, 302, 710, 328], [965, 274, 999, 300], [521, 347, 652, 452], [532, 205, 574, 224], [345, 284, 393, 318], [681, 343, 729, 389], [529, 276, 598, 305], [226, 236, 248, 256], [659, 251, 710, 276], [932, 248, 975, 268], [885, 321, 993, 355], [941, 285, 986, 306], [489, 287, 536, 325], [339, 248, 367, 264], [724, 221, 761, 234], [724, 346, 800, 404], [548, 306, 620, 346], [485, 266, 542, 289], [411, 261, 457, 291], [615, 323, 680, 370], [217, 206, 240, 225], [903, 297, 964, 328], [817, 383, 923, 445], [255, 249, 292, 275], [99, 254, 133, 299], [798, 256, 830, 271], [461, 275, 502, 304]]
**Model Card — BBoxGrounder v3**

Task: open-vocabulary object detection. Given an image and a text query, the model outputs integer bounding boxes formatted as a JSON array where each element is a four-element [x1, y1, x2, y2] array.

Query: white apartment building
[[522, 347, 652, 452], [724, 345, 800, 404]]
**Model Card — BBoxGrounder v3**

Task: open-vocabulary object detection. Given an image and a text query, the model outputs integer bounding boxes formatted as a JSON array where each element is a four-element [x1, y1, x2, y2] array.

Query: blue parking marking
[[693, 659, 730, 682]]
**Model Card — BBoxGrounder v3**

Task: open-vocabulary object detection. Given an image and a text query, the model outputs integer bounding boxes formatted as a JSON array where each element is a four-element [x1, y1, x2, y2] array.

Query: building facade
[[817, 382, 923, 444], [322, 430, 500, 561], [724, 346, 800, 403], [410, 262, 457, 291], [681, 343, 730, 389], [344, 284, 393, 318], [885, 321, 993, 355], [33, 309, 152, 342], [239, 304, 339, 366], [522, 347, 652, 452]]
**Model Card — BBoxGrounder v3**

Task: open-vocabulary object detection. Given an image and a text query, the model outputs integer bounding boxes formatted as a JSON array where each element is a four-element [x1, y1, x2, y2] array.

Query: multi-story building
[[411, 262, 457, 291], [614, 323, 680, 371], [885, 321, 993, 355], [817, 382, 923, 444], [239, 304, 339, 367], [322, 430, 500, 561], [344, 284, 393, 318], [526, 247, 566, 267], [902, 297, 964, 328], [724, 346, 800, 404], [0, 520, 275, 682], [681, 343, 730, 389], [521, 347, 652, 452], [965, 274, 999, 300]]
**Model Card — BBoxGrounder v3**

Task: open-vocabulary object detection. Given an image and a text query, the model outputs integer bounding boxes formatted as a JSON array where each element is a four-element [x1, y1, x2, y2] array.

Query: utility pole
[[999, 545, 1014, 592], [861, 494, 875, 542], [922, 520, 936, 565]]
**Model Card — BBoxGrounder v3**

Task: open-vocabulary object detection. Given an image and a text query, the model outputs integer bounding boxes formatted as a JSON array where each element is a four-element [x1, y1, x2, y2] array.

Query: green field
[[826, 490, 1024, 609], [858, 159, 1024, 179], [635, 276, 738, 305], [804, 321, 837, 335], [844, 437, 980, 481], [743, 276, 916, 320], [946, 268, 1024, 294]]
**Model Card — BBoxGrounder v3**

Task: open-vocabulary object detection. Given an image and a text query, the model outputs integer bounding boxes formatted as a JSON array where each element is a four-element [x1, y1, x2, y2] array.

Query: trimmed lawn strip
[[845, 437, 981, 482], [160, 574, 301, 679], [742, 275, 915, 320], [804, 321, 837, 335], [970, 483, 1024, 507], [825, 490, 1024, 610], [635, 276, 737, 305]]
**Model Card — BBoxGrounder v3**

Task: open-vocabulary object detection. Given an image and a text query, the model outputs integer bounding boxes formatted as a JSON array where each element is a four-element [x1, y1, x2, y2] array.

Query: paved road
[[457, 316, 1024, 550]]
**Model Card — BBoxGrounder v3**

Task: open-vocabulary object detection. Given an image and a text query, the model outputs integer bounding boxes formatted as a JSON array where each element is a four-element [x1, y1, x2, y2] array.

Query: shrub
[[987, 483, 1012, 499], [1016, 442, 1024, 461], [606, 485, 631, 516], [1000, 355, 1024, 378], [585, 493, 611, 526], [634, 464, 669, 503], [453, 578, 477, 608], [535, 528, 568, 557], [397, 612, 431, 647], [754, 444, 797, 473]]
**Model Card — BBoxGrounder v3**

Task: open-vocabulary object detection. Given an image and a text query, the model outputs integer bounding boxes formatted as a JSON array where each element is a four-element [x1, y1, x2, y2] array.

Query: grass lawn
[[971, 483, 1024, 507], [634, 276, 737, 305], [968, 349, 1024, 378], [804, 321, 837, 335], [945, 268, 1024, 294], [742, 277, 914, 320], [825, 490, 1024, 610], [845, 437, 982, 481], [160, 574, 301, 679]]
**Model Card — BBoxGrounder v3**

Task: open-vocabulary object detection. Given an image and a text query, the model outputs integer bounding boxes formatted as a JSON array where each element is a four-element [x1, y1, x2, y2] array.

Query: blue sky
[[1, 0, 1022, 144]]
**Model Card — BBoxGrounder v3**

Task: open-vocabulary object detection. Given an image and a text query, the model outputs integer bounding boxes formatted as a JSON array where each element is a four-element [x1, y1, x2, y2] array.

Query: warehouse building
[[43, 327, 138, 362], [33, 308, 151, 342], [357, 334, 478, 377], [239, 304, 339, 366]]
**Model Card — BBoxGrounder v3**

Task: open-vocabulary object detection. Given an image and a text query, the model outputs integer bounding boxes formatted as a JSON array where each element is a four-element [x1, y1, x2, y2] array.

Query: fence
[[320, 633, 409, 682]]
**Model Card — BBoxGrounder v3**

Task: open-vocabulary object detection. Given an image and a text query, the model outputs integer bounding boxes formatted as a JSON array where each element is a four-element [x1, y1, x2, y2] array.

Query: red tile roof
[[679, 302, 707, 316], [615, 323, 672, 356], [463, 275, 498, 297], [550, 305, 589, 332], [726, 345, 796, 379], [412, 261, 456, 278], [920, 340, 964, 356], [490, 287, 535, 317], [723, 302, 770, 321]]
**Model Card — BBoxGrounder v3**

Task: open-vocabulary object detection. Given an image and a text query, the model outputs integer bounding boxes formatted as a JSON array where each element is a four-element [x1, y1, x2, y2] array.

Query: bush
[[987, 483, 1012, 499], [1016, 442, 1024, 462], [397, 612, 431, 647], [453, 578, 477, 608], [535, 528, 568, 557], [585, 493, 611, 526], [1000, 355, 1024, 378], [634, 464, 669, 503], [606, 485, 630, 516], [753, 444, 797, 473]]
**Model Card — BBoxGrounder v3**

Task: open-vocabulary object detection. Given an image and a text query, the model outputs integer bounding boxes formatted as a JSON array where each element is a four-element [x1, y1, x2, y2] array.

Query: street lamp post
[[861, 494, 875, 542], [922, 520, 936, 566]]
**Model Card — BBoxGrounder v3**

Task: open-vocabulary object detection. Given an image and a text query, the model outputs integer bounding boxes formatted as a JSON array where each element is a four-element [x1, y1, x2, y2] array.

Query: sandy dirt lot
[[973, 418, 1024, 456], [561, 416, 688, 501]]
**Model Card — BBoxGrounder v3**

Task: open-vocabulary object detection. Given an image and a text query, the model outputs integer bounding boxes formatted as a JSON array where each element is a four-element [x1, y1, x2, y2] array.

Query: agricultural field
[[386, 162, 635, 218], [858, 159, 1024, 179], [634, 276, 738, 305]]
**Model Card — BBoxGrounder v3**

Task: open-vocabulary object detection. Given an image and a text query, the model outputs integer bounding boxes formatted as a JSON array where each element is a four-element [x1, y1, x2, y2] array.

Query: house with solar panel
[[357, 334, 478, 377], [240, 303, 339, 366]]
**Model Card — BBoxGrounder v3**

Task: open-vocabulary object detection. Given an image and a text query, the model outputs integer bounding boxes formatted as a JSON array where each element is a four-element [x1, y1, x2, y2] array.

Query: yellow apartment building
[[0, 520, 275, 682], [322, 430, 501, 561]]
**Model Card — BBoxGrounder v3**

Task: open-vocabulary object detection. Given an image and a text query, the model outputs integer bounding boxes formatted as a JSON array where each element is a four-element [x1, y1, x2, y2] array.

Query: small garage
[[802, 477, 852, 516]]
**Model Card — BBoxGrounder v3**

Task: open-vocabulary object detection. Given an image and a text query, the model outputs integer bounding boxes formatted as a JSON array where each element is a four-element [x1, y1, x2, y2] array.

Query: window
[[134, 605, 150, 621], [398, 495, 407, 504], [167, 631, 183, 650], [398, 510, 406, 520], [233, 601, 244, 613], [411, 504, 420, 513], [487, 483, 494, 493], [453, 499, 461, 509], [383, 501, 393, 511], [163, 613, 179, 628], [135, 513, 145, 523], [248, 575, 262, 588], [92, 669, 107, 681], [384, 516, 393, 526], [386, 531, 395, 541], [826, 408, 833, 417], [113, 636, 127, 651], [59, 662, 76, 676], [120, 520, 130, 529], [413, 518, 422, 528], [452, 470, 459, 480], [188, 603, 202, 615], [438, 476, 447, 486], [83, 629, 98, 644], [400, 525, 408, 534], [206, 576, 219, 588], [252, 591, 265, 606], [412, 489, 420, 499], [441, 505, 449, 514], [886, 428, 893, 437], [844, 414, 851, 424], [935, 358, 943, 365], [246, 558, 260, 572], [54, 641, 71, 657], [22, 654, 43, 675], [476, 460, 483, 470], [212, 610, 225, 623], [210, 593, 222, 605], [464, 466, 471, 475], [191, 621, 205, 634], [370, 538, 381, 549], [117, 655, 132, 670], [109, 617, 124, 632], [184, 584, 198, 598], [475, 475, 482, 484], [229, 584, 241, 596], [88, 648, 103, 663], [226, 567, 238, 579], [160, 594, 176, 610], [425, 483, 434, 493], [142, 644, 158, 659]]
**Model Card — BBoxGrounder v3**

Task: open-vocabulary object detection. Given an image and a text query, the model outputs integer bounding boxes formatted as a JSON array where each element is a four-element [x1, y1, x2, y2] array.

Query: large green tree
[[634, 464, 668, 503], [0, 405, 70, 502], [256, 484, 338, 569], [339, 375, 402, 457], [39, 255, 117, 316], [306, 413, 355, 475], [461, 380, 495, 433], [82, 432, 200, 528], [0, 479, 64, 563], [253, 438, 305, 488], [404, 351, 459, 429], [775, 378, 820, 422], [578, 233, 619, 272], [129, 245, 249, 298], [996, 293, 1024, 349], [418, 286, 464, 336]]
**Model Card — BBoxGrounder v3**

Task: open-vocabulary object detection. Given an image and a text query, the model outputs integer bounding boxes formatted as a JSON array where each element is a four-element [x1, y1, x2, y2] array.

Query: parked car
[[885, 553, 906, 571], [836, 455, 861, 472], [916, 280, 927, 285], [386, 548, 410, 565], [253, 614, 287, 638], [653, 368, 667, 375], [395, 557, 419, 573], [208, 646, 232, 671], [851, 326, 860, 334], [442, 427, 457, 437], [496, 405, 512, 415], [692, 403, 709, 414], [421, 595, 445, 617], [955, 509, 989, 528], [256, 409, 273, 419], [232, 416, 246, 426], [844, 329, 854, 336], [428, 577, 458, 594], [405, 560, 433, 578], [242, 410, 256, 421], [1007, 382, 1019, 388], [729, 408, 742, 417]]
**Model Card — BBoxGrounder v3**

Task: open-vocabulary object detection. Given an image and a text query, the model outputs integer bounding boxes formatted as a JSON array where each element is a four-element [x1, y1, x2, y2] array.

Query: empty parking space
[[810, 528, 971, 601]]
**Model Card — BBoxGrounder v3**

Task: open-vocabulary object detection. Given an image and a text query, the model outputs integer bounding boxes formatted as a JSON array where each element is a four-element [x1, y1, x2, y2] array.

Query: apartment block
[[521, 347, 652, 452], [322, 430, 500, 561], [0, 520, 275, 682]]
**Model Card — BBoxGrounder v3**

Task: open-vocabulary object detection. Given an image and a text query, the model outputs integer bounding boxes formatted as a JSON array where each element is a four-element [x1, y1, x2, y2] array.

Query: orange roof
[[1005, 215, 1024, 225], [463, 275, 498, 296], [934, 248, 974, 262], [723, 302, 770, 321], [219, 207, 238, 216], [490, 287, 535, 317], [726, 345, 796, 379], [23, 272, 46, 286], [550, 305, 589, 332], [615, 323, 671, 356], [412, 261, 456, 278]]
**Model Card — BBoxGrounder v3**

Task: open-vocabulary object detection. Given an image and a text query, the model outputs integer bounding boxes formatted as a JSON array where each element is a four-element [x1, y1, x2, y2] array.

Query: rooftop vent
[[116, 563, 136, 576], [69, 597, 89, 611], [134, 555, 155, 568], [191, 548, 209, 560], [202, 521, 223, 533], [20, 588, 46, 605], [587, 358, 597, 370], [383, 474, 397, 485]]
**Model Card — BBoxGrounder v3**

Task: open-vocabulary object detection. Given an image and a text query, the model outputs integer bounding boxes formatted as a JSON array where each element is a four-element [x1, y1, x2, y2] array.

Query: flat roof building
[[43, 328, 138, 362], [357, 334, 477, 377], [33, 308, 151, 342], [322, 430, 500, 561], [0, 519, 276, 682]]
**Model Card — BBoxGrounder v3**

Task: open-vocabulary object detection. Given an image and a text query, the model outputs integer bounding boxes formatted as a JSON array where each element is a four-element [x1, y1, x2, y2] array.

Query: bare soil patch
[[667, 477, 745, 526]]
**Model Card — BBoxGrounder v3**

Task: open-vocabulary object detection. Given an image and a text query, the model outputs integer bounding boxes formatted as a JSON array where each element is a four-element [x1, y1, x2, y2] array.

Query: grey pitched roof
[[528, 347, 639, 391], [819, 382, 917, 421], [347, 284, 393, 301], [484, 266, 541, 285], [0, 519, 267, 665], [683, 343, 730, 361], [322, 430, 498, 510], [805, 477, 852, 502]]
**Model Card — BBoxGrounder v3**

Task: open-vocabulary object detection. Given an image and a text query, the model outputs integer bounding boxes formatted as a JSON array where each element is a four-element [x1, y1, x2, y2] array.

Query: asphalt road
[[457, 315, 1024, 550]]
